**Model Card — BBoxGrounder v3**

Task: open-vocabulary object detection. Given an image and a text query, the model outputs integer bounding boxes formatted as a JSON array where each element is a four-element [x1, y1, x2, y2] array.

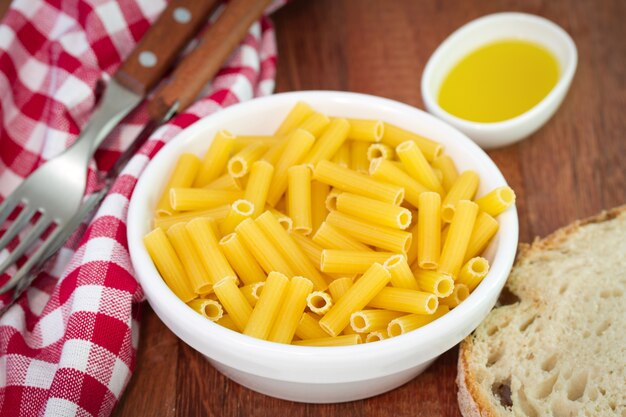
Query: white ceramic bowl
[[127, 91, 519, 403], [421, 12, 577, 149]]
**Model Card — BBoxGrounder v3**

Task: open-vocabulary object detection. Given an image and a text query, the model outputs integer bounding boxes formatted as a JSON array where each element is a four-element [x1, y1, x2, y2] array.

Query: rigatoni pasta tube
[[441, 170, 479, 223], [185, 218, 237, 284], [187, 299, 223, 321], [439, 283, 470, 308], [310, 181, 329, 233], [227, 142, 268, 178], [194, 130, 235, 187], [327, 277, 353, 300], [219, 233, 265, 285], [321, 250, 396, 274], [369, 158, 429, 208], [153, 205, 230, 231], [366, 331, 388, 343], [417, 192, 442, 269], [336, 192, 412, 230], [143, 228, 195, 302], [156, 153, 201, 216], [367, 143, 394, 161], [456, 256, 490, 291], [313, 222, 371, 251], [166, 223, 213, 294], [464, 212, 499, 261], [313, 160, 404, 205], [475, 186, 516, 217], [207, 173, 242, 191], [431, 154, 459, 192], [346, 119, 384, 142], [268, 276, 314, 343], [396, 140, 443, 194], [216, 314, 239, 332], [266, 129, 316, 206], [292, 334, 362, 347], [319, 263, 391, 337], [295, 312, 330, 340], [384, 254, 419, 290], [413, 268, 454, 298], [240, 281, 264, 307], [303, 117, 350, 166], [326, 210, 412, 253], [297, 112, 330, 137], [381, 122, 442, 161], [288, 165, 313, 235], [350, 310, 404, 333], [350, 140, 370, 173], [235, 218, 294, 276], [254, 211, 328, 290], [170, 188, 243, 212], [213, 278, 252, 332], [387, 306, 449, 336], [438, 200, 479, 278], [306, 291, 333, 315], [332, 141, 351, 168], [233, 135, 279, 152], [368, 287, 438, 315], [268, 208, 293, 232], [275, 101, 314, 136], [243, 272, 289, 340], [219, 199, 255, 235], [289, 232, 323, 266]]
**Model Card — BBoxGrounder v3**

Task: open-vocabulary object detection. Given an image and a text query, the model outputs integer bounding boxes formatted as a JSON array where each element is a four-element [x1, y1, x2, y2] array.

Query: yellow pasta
[[441, 170, 479, 223], [365, 331, 388, 343], [384, 254, 419, 290], [417, 191, 442, 269], [213, 277, 252, 332], [439, 283, 470, 308], [367, 143, 394, 161], [318, 263, 391, 336], [368, 287, 438, 314], [166, 223, 212, 294], [243, 271, 289, 340], [185, 218, 237, 284], [235, 218, 294, 276], [326, 211, 412, 253], [320, 250, 396, 274], [143, 228, 195, 302], [255, 211, 328, 290], [268, 276, 314, 343], [170, 188, 243, 212], [438, 200, 479, 278], [310, 180, 330, 234], [327, 277, 353, 301], [350, 140, 370, 173], [156, 153, 201, 216], [261, 140, 288, 165], [456, 256, 490, 291], [233, 135, 279, 153], [412, 268, 454, 298], [369, 158, 429, 208], [381, 122, 443, 161], [387, 306, 449, 337], [219, 233, 265, 285], [194, 130, 236, 186], [295, 312, 330, 340], [187, 298, 223, 321], [297, 112, 331, 137], [346, 118, 384, 142], [266, 129, 316, 206], [306, 291, 333, 315], [325, 188, 342, 211], [475, 186, 516, 217], [216, 314, 238, 332], [288, 165, 313, 235], [350, 310, 404, 333], [431, 154, 459, 192], [396, 140, 443, 194], [267, 208, 293, 232], [335, 192, 412, 230], [240, 281, 264, 307], [289, 232, 323, 266], [312, 222, 371, 251], [227, 142, 269, 178], [314, 159, 404, 205], [275, 101, 315, 136], [292, 334, 362, 346], [465, 212, 500, 262], [303, 117, 350, 166], [153, 205, 230, 231], [406, 221, 420, 266], [331, 141, 351, 168], [206, 173, 243, 191], [219, 199, 255, 235]]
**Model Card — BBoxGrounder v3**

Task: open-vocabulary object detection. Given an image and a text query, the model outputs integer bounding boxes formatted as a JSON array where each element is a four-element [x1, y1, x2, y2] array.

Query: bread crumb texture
[[458, 206, 626, 417]]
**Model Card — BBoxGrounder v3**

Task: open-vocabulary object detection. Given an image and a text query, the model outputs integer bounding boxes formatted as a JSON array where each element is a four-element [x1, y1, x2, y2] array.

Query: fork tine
[[0, 205, 36, 251], [0, 222, 63, 295], [0, 194, 21, 228], [0, 214, 52, 275]]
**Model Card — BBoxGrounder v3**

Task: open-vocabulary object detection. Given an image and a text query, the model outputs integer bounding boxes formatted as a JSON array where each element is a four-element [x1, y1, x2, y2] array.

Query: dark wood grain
[[114, 0, 626, 416]]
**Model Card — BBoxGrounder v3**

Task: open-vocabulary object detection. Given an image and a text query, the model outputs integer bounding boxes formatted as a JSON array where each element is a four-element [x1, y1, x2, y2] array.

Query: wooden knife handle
[[148, 0, 273, 121], [114, 0, 219, 96]]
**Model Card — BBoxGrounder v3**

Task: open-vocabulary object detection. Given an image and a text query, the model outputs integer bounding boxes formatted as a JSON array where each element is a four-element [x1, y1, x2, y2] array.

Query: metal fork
[[0, 81, 142, 292]]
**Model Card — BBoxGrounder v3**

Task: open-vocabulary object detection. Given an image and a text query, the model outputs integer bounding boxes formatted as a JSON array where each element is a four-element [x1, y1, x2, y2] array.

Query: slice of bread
[[457, 206, 626, 417]]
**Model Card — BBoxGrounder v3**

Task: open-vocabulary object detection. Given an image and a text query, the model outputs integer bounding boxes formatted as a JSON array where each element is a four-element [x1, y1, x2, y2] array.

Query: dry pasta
[[335, 193, 412, 230], [156, 153, 201, 216], [194, 130, 236, 187], [288, 165, 313, 235]]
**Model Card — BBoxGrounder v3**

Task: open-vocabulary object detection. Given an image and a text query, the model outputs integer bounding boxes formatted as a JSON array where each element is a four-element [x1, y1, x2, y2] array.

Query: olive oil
[[438, 40, 559, 123]]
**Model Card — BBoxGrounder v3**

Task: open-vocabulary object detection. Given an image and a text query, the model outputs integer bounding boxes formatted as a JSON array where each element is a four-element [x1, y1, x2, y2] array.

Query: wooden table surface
[[114, 1, 626, 416]]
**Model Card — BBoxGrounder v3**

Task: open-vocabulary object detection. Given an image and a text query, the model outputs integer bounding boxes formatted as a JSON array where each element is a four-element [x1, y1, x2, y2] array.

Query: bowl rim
[[127, 90, 519, 382], [421, 12, 578, 133]]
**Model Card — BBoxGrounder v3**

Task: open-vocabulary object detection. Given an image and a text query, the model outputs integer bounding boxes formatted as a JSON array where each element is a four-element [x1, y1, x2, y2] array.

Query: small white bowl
[[127, 91, 519, 403], [421, 12, 577, 149]]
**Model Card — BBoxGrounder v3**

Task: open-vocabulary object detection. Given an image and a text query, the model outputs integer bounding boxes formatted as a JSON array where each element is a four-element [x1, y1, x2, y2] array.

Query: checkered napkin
[[0, 1, 282, 415]]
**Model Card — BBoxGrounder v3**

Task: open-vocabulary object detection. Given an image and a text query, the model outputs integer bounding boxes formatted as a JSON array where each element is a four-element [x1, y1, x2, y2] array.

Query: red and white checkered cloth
[[0, 1, 282, 415]]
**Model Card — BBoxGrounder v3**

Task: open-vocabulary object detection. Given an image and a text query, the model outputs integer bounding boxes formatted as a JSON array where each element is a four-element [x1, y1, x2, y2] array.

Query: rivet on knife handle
[[148, 0, 274, 121], [114, 0, 220, 96]]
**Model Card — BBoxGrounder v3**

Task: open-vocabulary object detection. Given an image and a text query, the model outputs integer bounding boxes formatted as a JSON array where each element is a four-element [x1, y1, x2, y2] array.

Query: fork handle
[[114, 0, 220, 96], [147, 0, 273, 121]]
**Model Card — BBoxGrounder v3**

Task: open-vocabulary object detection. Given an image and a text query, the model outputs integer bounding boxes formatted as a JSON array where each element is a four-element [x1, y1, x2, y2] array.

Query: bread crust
[[456, 204, 626, 417]]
